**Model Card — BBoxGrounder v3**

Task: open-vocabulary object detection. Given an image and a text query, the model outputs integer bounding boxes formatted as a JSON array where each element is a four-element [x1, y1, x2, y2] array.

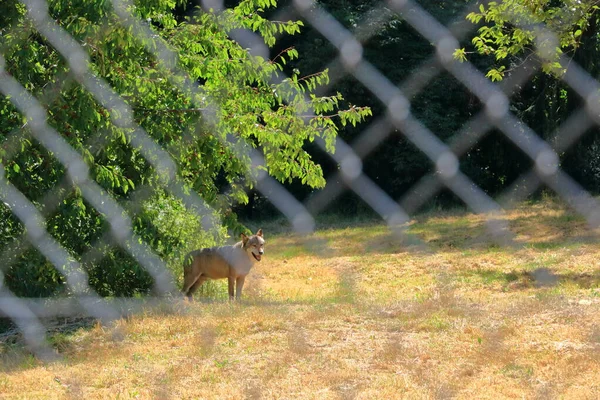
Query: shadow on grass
[[412, 209, 595, 251], [266, 201, 600, 260], [267, 226, 421, 259], [460, 267, 600, 291], [0, 317, 97, 373]]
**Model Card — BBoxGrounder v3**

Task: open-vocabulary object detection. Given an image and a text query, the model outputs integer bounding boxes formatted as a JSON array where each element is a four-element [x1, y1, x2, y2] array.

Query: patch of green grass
[[0, 345, 41, 372], [19, 353, 37, 369], [459, 244, 502, 258], [457, 268, 523, 287], [554, 213, 585, 224], [0, 375, 9, 391], [556, 271, 600, 293], [200, 372, 220, 384], [418, 311, 452, 332], [48, 332, 71, 353], [414, 291, 432, 303], [533, 287, 563, 301], [331, 274, 356, 304], [525, 242, 565, 250], [407, 215, 491, 249], [275, 245, 307, 259], [500, 363, 534, 380], [214, 358, 233, 369]]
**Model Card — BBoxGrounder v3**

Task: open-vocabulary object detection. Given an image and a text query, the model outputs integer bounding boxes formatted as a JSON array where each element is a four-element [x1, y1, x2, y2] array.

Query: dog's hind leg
[[185, 276, 207, 301], [182, 264, 202, 301], [182, 255, 198, 298]]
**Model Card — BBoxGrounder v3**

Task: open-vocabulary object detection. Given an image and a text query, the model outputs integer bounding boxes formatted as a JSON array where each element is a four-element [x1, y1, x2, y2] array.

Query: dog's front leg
[[235, 276, 246, 300], [227, 276, 235, 301]]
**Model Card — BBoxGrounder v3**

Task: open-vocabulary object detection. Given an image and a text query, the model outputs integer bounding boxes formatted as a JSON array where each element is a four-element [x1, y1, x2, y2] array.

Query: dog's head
[[241, 229, 265, 262]]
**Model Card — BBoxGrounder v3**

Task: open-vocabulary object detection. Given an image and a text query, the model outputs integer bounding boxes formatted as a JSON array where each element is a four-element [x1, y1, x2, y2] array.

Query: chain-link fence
[[1, 0, 600, 363]]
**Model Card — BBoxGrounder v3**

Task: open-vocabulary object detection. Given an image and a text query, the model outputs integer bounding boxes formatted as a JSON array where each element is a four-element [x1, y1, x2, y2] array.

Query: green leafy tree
[[0, 0, 371, 296], [454, 0, 599, 81], [269, 0, 475, 210], [454, 0, 600, 194]]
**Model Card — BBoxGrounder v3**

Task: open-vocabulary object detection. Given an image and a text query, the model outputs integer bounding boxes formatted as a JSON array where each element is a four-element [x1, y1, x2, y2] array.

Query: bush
[[1, 190, 228, 298]]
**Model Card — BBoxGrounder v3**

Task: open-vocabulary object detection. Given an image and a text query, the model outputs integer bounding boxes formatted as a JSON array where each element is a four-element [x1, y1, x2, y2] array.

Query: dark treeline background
[[231, 0, 600, 219]]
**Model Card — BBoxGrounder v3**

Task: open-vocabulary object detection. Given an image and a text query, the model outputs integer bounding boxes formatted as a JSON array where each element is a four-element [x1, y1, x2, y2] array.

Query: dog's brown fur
[[182, 229, 265, 301]]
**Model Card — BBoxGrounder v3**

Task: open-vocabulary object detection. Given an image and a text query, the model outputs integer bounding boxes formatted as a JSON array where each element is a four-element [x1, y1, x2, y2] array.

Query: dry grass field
[[2, 199, 600, 399]]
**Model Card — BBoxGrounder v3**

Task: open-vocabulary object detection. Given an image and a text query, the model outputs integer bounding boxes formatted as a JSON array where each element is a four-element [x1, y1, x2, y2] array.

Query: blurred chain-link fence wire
[[1, 0, 600, 359]]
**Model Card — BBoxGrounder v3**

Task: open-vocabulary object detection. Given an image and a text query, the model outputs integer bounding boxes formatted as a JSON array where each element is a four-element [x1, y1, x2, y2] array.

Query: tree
[[0, 0, 371, 296], [454, 0, 600, 194], [263, 0, 476, 211], [453, 0, 599, 81]]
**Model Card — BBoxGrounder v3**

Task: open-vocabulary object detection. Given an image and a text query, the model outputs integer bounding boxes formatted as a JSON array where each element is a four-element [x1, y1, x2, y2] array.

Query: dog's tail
[[183, 251, 196, 273], [182, 251, 198, 298]]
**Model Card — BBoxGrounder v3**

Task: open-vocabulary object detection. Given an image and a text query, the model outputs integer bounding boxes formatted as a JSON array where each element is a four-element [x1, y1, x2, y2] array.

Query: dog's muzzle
[[252, 252, 262, 261]]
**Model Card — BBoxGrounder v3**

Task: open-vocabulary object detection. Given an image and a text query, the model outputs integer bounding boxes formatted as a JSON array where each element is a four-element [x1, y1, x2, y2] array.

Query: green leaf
[[453, 48, 467, 62]]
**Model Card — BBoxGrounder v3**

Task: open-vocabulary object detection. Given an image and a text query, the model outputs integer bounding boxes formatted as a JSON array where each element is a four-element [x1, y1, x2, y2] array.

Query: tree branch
[[270, 46, 295, 64], [133, 107, 207, 114]]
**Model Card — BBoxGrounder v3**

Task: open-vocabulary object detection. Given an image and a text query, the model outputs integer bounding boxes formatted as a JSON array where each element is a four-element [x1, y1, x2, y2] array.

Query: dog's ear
[[256, 228, 263, 237], [241, 232, 249, 245]]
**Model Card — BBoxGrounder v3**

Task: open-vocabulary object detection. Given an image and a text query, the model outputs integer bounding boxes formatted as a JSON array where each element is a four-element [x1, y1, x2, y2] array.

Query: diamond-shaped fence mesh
[[1, 0, 599, 362]]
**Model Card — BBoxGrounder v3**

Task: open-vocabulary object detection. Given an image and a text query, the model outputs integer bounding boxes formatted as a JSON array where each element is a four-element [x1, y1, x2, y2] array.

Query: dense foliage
[[255, 0, 487, 213], [451, 0, 600, 191], [0, 0, 370, 297], [454, 0, 598, 80], [251, 0, 600, 218]]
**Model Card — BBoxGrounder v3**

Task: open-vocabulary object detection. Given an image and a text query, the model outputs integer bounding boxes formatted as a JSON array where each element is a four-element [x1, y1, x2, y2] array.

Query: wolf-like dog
[[182, 229, 265, 301]]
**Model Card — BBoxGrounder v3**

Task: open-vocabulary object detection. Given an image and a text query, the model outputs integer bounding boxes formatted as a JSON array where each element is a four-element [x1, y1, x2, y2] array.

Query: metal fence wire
[[1, 0, 600, 361]]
